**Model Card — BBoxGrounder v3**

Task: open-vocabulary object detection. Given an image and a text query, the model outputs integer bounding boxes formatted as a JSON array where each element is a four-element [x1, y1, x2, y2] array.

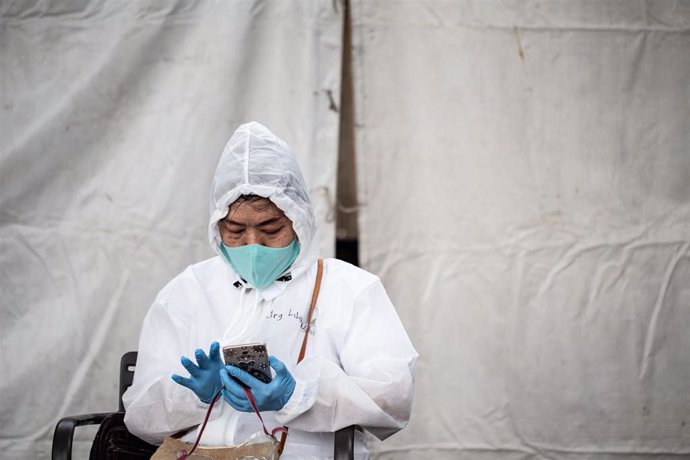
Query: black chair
[[52, 352, 356, 459], [52, 352, 157, 459]]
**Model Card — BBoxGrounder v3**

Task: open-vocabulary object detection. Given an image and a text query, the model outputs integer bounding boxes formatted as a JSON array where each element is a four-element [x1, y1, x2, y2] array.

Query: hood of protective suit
[[208, 122, 319, 285]]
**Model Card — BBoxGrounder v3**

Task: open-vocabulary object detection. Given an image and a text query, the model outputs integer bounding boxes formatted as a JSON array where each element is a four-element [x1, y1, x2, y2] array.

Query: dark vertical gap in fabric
[[335, 0, 360, 267]]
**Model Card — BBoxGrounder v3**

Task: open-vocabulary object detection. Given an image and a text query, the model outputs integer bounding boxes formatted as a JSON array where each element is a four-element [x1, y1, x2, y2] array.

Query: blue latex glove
[[220, 355, 296, 412], [171, 342, 224, 403]]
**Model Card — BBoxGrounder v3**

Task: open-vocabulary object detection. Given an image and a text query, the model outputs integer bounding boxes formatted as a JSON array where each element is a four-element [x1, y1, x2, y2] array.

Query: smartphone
[[222, 342, 272, 384]]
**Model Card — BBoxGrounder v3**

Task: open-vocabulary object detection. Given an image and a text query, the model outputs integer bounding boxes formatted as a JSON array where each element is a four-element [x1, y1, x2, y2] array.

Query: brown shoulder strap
[[297, 258, 324, 364], [278, 259, 324, 452]]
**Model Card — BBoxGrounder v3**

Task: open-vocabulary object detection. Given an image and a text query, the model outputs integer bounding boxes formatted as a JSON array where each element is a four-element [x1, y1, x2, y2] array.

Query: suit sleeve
[[274, 280, 418, 440], [122, 299, 225, 445]]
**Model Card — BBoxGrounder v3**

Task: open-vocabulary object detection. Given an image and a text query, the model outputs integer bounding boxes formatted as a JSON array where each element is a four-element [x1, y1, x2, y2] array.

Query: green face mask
[[220, 239, 300, 290]]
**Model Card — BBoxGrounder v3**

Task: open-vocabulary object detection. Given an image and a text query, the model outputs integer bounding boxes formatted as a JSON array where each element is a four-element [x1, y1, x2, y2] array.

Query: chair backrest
[[119, 351, 138, 412], [334, 425, 357, 460]]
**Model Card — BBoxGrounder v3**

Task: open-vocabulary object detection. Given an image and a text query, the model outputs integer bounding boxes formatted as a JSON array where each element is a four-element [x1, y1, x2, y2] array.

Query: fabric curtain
[[0, 1, 342, 458], [351, 1, 690, 458]]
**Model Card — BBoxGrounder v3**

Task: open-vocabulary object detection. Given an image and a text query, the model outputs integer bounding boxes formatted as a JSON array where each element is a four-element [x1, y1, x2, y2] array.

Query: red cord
[[177, 387, 223, 459], [177, 387, 287, 459], [242, 386, 288, 438]]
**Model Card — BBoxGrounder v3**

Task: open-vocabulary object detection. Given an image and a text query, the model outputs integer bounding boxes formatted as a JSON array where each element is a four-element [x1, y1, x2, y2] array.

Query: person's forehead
[[226, 198, 286, 220]]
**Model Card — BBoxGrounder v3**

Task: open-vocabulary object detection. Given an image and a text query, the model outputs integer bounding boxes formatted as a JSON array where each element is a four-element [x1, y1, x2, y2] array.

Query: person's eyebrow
[[222, 217, 284, 227], [257, 217, 284, 227]]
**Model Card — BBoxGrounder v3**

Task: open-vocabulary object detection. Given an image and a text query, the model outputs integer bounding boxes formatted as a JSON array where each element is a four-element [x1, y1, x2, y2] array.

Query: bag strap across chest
[[297, 258, 324, 364]]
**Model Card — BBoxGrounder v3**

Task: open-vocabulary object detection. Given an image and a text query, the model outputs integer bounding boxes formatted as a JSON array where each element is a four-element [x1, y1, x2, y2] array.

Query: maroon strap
[[177, 387, 286, 459], [176, 388, 223, 459], [242, 386, 288, 438]]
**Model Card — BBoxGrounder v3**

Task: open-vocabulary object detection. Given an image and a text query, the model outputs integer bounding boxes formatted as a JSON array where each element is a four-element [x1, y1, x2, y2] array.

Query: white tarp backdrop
[[352, 1, 690, 459], [0, 1, 342, 458], [2, 1, 690, 459]]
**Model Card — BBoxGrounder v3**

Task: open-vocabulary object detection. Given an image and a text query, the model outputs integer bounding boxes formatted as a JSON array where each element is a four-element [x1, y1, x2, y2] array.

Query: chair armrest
[[52, 412, 113, 460], [334, 425, 361, 460]]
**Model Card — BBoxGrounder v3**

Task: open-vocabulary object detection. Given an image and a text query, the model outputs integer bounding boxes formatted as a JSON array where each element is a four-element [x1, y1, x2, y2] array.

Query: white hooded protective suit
[[122, 122, 418, 459]]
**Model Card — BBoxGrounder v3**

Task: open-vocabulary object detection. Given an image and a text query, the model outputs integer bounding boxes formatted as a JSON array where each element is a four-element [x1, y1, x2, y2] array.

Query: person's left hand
[[220, 355, 296, 412]]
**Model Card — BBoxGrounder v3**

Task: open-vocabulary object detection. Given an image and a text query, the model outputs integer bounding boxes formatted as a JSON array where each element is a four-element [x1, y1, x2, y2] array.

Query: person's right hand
[[220, 355, 296, 412], [171, 341, 224, 403]]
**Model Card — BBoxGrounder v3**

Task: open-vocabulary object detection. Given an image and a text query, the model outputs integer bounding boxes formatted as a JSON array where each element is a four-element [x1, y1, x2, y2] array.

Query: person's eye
[[222, 222, 244, 235], [263, 226, 284, 236]]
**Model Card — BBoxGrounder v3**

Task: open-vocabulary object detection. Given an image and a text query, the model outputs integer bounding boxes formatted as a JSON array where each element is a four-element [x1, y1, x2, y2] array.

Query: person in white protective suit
[[122, 122, 418, 459]]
